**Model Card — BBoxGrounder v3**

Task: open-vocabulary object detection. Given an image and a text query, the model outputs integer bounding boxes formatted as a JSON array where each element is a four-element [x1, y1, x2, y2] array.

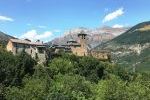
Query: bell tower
[[78, 30, 87, 47]]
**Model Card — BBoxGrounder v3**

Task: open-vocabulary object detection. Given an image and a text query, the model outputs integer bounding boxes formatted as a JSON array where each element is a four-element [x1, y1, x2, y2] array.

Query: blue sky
[[0, 0, 150, 42]]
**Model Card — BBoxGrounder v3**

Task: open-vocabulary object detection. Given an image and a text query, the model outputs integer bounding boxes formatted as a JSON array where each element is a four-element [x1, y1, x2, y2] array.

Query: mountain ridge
[[48, 26, 128, 48], [0, 31, 15, 45], [94, 21, 150, 72]]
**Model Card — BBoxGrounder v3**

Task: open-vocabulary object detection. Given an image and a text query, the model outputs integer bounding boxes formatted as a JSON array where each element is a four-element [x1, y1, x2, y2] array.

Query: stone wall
[[71, 46, 88, 56], [90, 50, 110, 61], [7, 41, 46, 63]]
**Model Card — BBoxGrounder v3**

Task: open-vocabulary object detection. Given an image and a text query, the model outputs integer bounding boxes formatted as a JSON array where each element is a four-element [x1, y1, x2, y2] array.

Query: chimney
[[36, 40, 40, 42]]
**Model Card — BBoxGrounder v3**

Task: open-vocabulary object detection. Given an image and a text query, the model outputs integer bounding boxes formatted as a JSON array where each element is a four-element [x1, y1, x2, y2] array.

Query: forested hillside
[[94, 21, 150, 72], [111, 21, 150, 44], [1, 47, 150, 100]]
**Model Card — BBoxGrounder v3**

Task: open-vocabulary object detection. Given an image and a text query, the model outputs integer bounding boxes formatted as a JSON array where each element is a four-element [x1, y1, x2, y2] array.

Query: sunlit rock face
[[49, 26, 128, 49]]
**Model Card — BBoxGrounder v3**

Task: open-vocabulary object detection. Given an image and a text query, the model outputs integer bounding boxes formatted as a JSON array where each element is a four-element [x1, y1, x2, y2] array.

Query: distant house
[[51, 44, 72, 54], [89, 50, 111, 61], [7, 39, 47, 63]]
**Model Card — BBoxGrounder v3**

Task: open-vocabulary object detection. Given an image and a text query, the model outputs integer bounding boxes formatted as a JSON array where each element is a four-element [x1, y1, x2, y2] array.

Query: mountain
[[0, 31, 15, 45], [111, 21, 150, 45], [95, 21, 150, 72], [49, 26, 128, 48]]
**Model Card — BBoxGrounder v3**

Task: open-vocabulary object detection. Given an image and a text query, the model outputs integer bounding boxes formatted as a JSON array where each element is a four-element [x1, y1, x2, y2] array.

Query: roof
[[10, 39, 46, 46], [67, 39, 77, 43], [78, 31, 87, 36], [69, 43, 81, 47]]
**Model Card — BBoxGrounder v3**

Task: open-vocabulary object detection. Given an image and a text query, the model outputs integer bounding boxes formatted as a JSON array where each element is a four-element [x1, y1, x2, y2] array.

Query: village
[[6, 31, 111, 64]]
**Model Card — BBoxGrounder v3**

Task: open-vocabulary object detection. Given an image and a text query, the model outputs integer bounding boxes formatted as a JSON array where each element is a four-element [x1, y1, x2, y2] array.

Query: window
[[16, 48, 18, 54], [23, 45, 25, 49], [15, 43, 18, 54], [38, 47, 45, 54], [31, 49, 32, 54], [15, 43, 18, 48]]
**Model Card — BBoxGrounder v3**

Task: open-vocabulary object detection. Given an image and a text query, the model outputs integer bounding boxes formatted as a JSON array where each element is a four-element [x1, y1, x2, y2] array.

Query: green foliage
[[0, 51, 36, 86], [101, 61, 140, 82], [77, 56, 105, 83], [48, 57, 75, 77], [48, 74, 95, 100], [1, 51, 150, 99], [95, 75, 127, 100], [126, 81, 150, 100], [6, 74, 95, 100], [48, 54, 107, 83], [95, 74, 150, 100], [0, 84, 6, 100], [112, 21, 150, 45], [6, 78, 49, 100]]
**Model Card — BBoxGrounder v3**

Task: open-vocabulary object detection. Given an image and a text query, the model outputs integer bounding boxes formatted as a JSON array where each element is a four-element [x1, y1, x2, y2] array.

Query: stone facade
[[68, 31, 111, 61], [7, 39, 47, 64], [89, 50, 111, 61], [71, 46, 88, 56], [68, 31, 88, 56]]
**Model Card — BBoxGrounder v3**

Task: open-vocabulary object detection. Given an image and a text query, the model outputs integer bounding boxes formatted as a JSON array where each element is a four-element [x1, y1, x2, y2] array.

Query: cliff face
[[49, 26, 128, 49]]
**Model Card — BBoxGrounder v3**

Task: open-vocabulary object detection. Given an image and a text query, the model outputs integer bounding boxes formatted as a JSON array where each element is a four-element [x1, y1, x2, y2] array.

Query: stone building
[[7, 39, 47, 63], [51, 44, 72, 54], [67, 31, 89, 56], [67, 31, 111, 61], [89, 50, 111, 61]]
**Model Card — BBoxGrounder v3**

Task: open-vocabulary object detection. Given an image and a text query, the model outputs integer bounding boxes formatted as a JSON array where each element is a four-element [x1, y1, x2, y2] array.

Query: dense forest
[[0, 44, 150, 100]]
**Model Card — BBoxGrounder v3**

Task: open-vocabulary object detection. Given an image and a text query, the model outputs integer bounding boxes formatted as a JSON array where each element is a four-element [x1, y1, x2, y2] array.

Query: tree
[[48, 57, 75, 78], [47, 74, 95, 100], [95, 75, 127, 100], [0, 84, 6, 100], [77, 56, 105, 83], [6, 77, 49, 100], [0, 51, 36, 86]]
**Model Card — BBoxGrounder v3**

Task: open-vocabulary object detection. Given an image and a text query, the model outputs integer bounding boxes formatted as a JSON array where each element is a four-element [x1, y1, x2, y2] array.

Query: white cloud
[[103, 7, 124, 23], [20, 30, 53, 41], [0, 15, 14, 22], [112, 24, 124, 28]]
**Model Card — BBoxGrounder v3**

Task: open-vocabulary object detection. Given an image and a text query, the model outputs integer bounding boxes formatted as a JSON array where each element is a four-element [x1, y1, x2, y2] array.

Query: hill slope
[[111, 21, 150, 45], [95, 21, 150, 72], [0, 31, 14, 45]]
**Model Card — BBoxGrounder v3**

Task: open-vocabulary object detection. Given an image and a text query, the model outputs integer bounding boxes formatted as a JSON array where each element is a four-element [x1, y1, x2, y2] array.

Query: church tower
[[78, 30, 87, 48]]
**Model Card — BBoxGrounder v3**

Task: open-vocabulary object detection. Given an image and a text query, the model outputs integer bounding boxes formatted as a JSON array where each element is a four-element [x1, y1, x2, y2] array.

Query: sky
[[0, 0, 150, 42]]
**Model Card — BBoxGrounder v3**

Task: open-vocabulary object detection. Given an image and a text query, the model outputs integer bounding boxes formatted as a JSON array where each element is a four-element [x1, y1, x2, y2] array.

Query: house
[[51, 44, 72, 53], [7, 39, 47, 63]]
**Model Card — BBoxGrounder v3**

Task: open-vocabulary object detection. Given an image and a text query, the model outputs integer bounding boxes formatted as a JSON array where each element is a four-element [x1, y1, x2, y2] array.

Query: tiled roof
[[10, 39, 46, 46]]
